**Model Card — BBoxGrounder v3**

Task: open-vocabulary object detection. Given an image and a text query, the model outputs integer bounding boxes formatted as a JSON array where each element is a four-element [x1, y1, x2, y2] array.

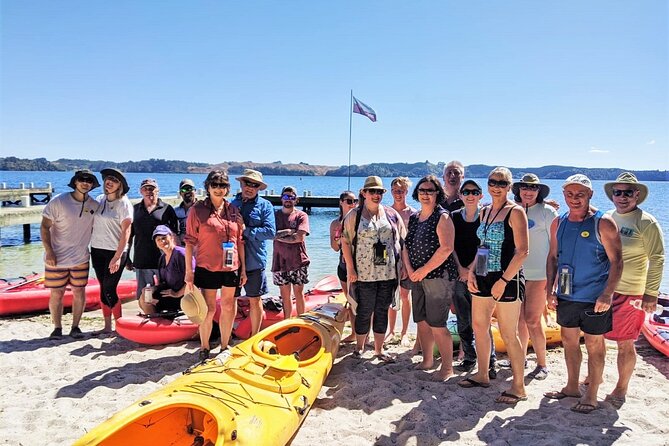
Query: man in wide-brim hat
[[235, 169, 268, 191], [598, 171, 664, 409]]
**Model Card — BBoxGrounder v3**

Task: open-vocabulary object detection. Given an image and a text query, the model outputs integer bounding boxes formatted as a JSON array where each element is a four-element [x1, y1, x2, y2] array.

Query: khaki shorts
[[45, 262, 90, 288]]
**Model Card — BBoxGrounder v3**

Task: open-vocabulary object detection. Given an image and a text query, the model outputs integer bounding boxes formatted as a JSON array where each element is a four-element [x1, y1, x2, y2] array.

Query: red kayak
[[232, 275, 346, 339], [641, 296, 669, 357], [0, 275, 137, 316]]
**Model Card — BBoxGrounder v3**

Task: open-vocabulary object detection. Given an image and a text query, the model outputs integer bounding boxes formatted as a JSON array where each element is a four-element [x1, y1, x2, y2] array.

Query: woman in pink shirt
[[185, 170, 246, 362]]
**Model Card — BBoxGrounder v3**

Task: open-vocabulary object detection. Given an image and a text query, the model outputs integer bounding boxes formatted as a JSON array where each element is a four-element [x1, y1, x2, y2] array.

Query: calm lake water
[[1, 171, 668, 293]]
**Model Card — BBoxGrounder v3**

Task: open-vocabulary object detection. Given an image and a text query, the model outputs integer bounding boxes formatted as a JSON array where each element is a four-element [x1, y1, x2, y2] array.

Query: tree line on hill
[[0, 156, 666, 181]]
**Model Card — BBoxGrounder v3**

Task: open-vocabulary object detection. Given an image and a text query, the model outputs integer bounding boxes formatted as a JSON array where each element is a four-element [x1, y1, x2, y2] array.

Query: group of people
[[40, 162, 665, 412]]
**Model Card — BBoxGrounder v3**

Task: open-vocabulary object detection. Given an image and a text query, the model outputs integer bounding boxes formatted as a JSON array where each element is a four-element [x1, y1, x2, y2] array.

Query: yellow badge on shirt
[[581, 231, 590, 238]]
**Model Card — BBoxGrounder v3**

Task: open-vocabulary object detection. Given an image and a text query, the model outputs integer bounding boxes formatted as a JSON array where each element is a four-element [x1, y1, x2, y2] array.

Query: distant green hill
[[1, 156, 666, 181]]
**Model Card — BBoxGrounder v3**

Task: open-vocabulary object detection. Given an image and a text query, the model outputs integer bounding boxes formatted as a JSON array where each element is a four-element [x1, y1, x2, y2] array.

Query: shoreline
[[1, 301, 668, 445]]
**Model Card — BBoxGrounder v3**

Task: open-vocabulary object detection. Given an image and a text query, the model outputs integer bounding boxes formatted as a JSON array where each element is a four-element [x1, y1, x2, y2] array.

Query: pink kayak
[[0, 275, 137, 316], [232, 275, 346, 339]]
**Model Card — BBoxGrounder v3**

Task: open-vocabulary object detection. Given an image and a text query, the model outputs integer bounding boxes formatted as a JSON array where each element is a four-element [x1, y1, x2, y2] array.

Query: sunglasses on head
[[519, 184, 540, 191], [612, 189, 635, 198], [243, 180, 261, 189], [461, 189, 481, 196], [142, 186, 156, 192], [180, 186, 194, 193], [342, 198, 358, 205], [364, 189, 384, 195], [281, 194, 297, 201], [210, 182, 229, 190], [488, 179, 510, 188], [78, 177, 95, 184], [417, 188, 437, 195]]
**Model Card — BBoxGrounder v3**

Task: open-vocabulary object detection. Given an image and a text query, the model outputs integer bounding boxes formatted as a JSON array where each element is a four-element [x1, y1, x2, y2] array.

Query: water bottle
[[143, 284, 154, 303], [629, 299, 665, 315], [214, 349, 232, 366]]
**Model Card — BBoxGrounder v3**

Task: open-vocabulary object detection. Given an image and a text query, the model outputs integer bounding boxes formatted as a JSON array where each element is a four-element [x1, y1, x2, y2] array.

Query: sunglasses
[[417, 188, 437, 195], [364, 189, 384, 195], [210, 182, 229, 189], [391, 189, 407, 194], [104, 176, 120, 184], [519, 184, 540, 191], [488, 179, 510, 188], [78, 177, 95, 184], [281, 194, 297, 201], [243, 180, 261, 189], [461, 189, 481, 196], [180, 187, 194, 193], [612, 189, 636, 198], [342, 198, 358, 205], [142, 186, 156, 192], [154, 235, 170, 243]]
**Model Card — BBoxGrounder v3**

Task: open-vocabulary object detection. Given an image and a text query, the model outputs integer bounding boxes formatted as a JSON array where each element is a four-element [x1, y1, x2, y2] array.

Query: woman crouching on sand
[[403, 175, 456, 380], [330, 190, 359, 343], [185, 170, 246, 362], [459, 167, 529, 404]]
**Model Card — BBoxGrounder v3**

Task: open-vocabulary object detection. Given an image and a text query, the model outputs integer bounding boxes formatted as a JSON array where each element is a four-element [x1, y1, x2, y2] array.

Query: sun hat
[[362, 176, 386, 192], [604, 172, 648, 205], [140, 178, 159, 189], [460, 179, 482, 192], [152, 225, 173, 240], [180, 287, 207, 324], [562, 174, 592, 191], [179, 178, 195, 190], [67, 169, 101, 190], [100, 168, 129, 195], [512, 173, 550, 201], [235, 169, 268, 191]]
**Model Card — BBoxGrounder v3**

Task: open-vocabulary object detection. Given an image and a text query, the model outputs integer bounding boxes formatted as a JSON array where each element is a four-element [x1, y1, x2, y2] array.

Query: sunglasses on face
[[461, 189, 481, 196], [281, 194, 297, 201], [142, 186, 156, 192], [154, 235, 170, 243], [180, 187, 194, 193], [78, 177, 95, 184], [364, 189, 384, 195], [243, 180, 261, 189], [488, 179, 510, 188], [104, 176, 120, 184], [391, 189, 407, 194], [342, 198, 358, 205], [209, 182, 229, 190], [612, 189, 636, 198], [520, 184, 540, 191], [417, 188, 437, 195]]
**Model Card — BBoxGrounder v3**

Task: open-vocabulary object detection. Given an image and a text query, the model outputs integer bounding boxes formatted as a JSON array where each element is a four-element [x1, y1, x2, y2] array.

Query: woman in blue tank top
[[459, 167, 529, 405]]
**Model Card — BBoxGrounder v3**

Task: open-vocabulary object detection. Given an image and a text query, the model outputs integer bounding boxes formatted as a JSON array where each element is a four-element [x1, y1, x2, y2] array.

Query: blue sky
[[1, 1, 667, 170]]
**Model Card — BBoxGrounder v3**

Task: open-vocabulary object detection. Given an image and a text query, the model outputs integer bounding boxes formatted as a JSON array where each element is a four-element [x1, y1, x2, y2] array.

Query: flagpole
[[348, 89, 353, 190]]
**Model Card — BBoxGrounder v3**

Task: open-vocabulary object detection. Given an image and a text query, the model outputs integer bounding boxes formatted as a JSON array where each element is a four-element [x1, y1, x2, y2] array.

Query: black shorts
[[337, 263, 347, 283], [473, 271, 525, 303], [556, 298, 612, 335], [194, 266, 240, 290]]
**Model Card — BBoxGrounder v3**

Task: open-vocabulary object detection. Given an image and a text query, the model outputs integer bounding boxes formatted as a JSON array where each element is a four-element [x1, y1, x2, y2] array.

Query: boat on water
[[73, 302, 346, 446], [0, 275, 137, 316]]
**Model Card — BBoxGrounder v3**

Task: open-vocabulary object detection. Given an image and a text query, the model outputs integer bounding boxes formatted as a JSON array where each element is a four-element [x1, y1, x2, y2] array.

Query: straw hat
[[362, 175, 386, 192], [604, 172, 648, 205], [235, 169, 268, 191], [512, 173, 550, 201], [180, 287, 207, 324]]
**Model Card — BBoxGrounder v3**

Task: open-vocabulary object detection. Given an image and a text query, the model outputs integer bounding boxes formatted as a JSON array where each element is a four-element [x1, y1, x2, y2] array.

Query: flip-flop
[[604, 394, 626, 409], [571, 402, 598, 414], [457, 377, 490, 389], [496, 391, 528, 404], [375, 353, 396, 364], [527, 366, 549, 380], [544, 390, 581, 400]]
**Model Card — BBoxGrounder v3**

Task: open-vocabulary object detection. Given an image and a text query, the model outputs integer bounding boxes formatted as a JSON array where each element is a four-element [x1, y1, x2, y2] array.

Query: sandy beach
[[1, 300, 668, 446]]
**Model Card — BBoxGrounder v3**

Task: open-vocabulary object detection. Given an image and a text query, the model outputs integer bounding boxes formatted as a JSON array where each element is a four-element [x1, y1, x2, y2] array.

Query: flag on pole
[[352, 96, 377, 122]]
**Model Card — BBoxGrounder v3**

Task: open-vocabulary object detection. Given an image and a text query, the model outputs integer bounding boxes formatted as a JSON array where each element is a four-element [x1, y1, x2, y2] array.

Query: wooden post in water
[[23, 224, 31, 243]]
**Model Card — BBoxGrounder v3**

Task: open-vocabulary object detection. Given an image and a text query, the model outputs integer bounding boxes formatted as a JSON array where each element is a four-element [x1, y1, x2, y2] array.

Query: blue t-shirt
[[230, 193, 276, 271]]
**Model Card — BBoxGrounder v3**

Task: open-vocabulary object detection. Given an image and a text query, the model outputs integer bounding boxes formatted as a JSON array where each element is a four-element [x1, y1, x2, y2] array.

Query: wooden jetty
[[0, 183, 53, 207]]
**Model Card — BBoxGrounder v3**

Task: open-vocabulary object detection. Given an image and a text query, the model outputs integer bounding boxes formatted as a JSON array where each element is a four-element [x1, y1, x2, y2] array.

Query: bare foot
[[416, 361, 434, 370], [434, 368, 455, 381], [341, 334, 356, 343]]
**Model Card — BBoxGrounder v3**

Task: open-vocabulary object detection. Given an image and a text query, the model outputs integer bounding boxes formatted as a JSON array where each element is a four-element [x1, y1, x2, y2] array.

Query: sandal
[[457, 377, 490, 389], [604, 394, 626, 409], [527, 365, 548, 380], [544, 390, 581, 400], [198, 348, 210, 362], [496, 391, 527, 404], [571, 402, 598, 414]]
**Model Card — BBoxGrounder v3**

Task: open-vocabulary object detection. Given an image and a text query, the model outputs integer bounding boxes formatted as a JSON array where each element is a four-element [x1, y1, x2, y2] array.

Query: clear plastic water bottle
[[143, 284, 154, 303], [629, 299, 665, 316], [214, 349, 232, 366]]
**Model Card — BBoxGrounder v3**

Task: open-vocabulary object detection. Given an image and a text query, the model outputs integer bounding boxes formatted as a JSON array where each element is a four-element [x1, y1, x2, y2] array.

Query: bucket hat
[[181, 287, 207, 324], [512, 173, 550, 201], [235, 169, 267, 191], [362, 176, 386, 192], [67, 169, 101, 190], [604, 172, 648, 205], [100, 168, 129, 195]]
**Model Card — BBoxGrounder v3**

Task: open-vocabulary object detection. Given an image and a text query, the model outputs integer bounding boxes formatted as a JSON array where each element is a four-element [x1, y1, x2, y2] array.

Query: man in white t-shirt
[[40, 170, 100, 339]]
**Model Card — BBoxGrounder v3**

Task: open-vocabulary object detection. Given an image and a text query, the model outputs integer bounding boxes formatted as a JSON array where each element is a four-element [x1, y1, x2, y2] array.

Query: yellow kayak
[[491, 311, 562, 353], [74, 303, 346, 446]]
